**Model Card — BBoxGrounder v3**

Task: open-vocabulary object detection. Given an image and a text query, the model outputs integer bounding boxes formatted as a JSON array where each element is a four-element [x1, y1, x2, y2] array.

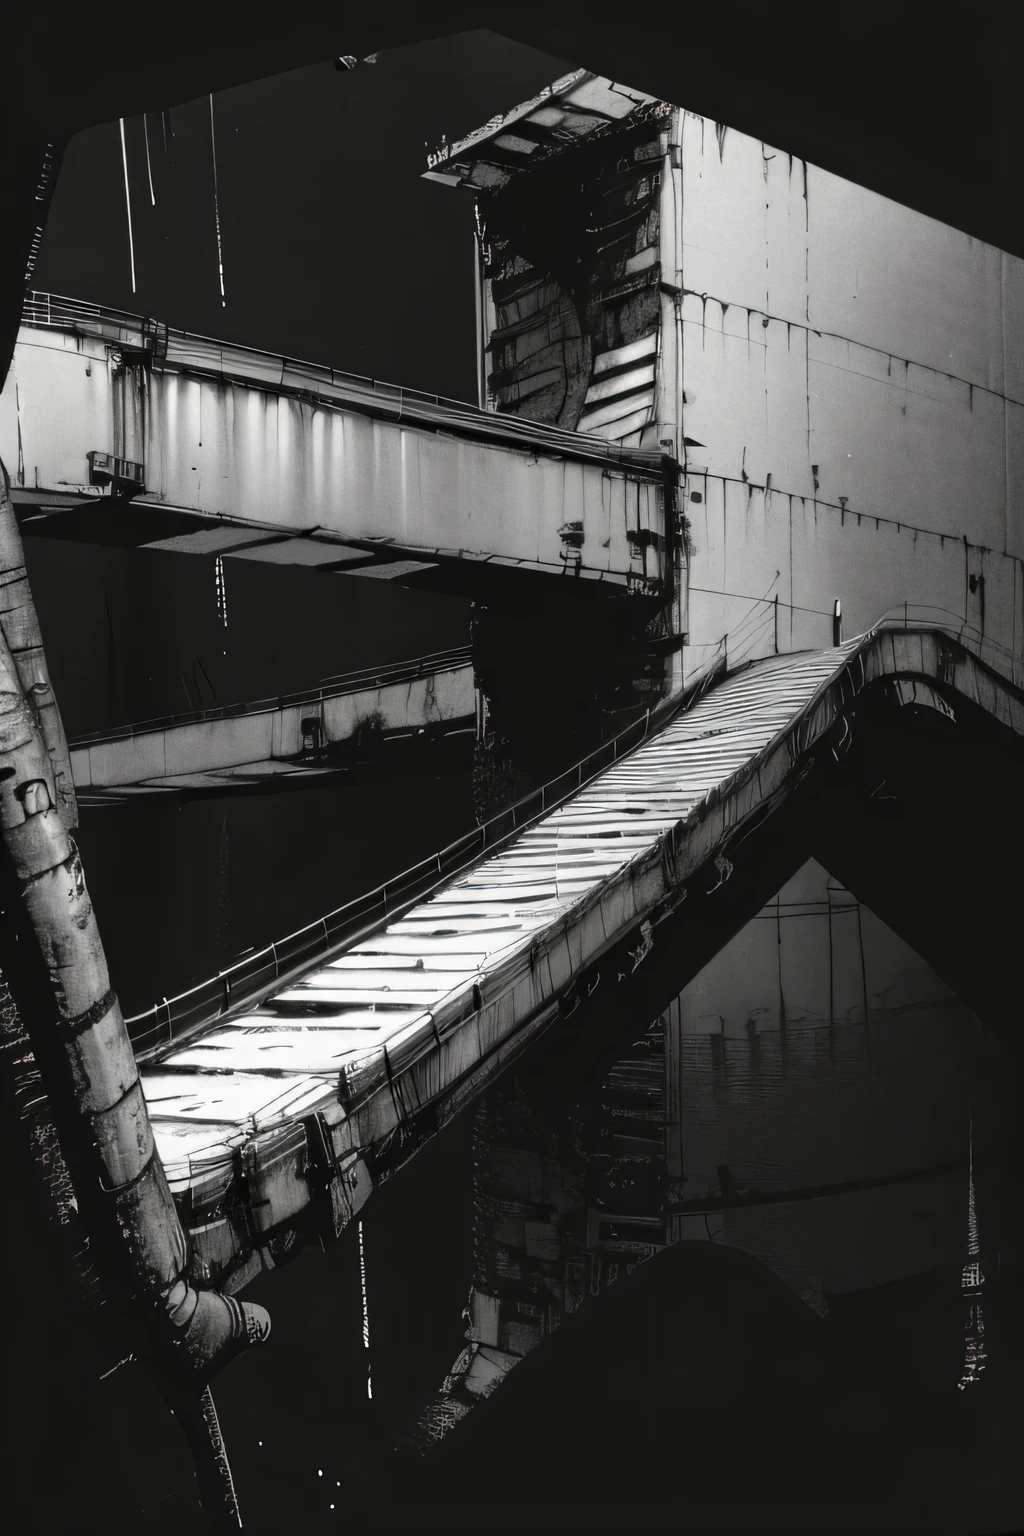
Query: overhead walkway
[[69, 646, 475, 799], [125, 624, 1022, 1297]]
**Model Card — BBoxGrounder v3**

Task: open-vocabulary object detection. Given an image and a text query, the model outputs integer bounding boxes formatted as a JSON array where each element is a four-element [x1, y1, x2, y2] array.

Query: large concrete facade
[[428, 71, 1024, 687], [673, 109, 1023, 683]]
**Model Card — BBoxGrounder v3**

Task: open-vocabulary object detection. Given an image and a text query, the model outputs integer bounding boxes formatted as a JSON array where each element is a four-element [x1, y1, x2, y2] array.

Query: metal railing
[[20, 291, 665, 476], [69, 647, 474, 748], [126, 696, 673, 1057], [22, 291, 148, 339]]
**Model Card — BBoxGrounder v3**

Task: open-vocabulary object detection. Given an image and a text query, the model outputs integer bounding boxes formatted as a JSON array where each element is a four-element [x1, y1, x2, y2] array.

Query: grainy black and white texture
[[1, 18, 1022, 1536]]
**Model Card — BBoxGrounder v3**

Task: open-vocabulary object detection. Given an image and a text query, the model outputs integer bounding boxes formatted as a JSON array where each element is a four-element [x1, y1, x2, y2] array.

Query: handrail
[[68, 646, 474, 749]]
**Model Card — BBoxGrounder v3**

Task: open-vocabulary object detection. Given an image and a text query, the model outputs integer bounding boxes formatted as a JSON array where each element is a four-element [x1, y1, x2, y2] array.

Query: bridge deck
[[8, 294, 673, 595], [135, 626, 1021, 1295]]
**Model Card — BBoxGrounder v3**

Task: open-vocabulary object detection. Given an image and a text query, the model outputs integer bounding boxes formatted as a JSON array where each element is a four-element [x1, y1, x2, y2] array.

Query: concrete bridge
[[407, 846, 981, 1440], [2, 293, 675, 603], [69, 646, 477, 799], [122, 622, 1021, 1299]]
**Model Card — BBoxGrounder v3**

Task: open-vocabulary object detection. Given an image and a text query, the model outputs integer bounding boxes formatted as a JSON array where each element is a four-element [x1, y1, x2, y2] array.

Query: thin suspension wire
[[143, 114, 156, 206], [209, 94, 226, 306], [358, 1220, 372, 1400], [118, 119, 136, 293]]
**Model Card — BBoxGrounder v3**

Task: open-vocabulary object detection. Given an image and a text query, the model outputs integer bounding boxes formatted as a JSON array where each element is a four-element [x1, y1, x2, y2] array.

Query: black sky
[[32, 31, 571, 405]]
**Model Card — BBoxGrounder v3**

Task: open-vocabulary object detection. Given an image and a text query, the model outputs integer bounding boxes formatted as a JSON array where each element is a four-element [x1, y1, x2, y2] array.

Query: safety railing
[[69, 646, 474, 748], [22, 291, 148, 335], [126, 695, 677, 1056]]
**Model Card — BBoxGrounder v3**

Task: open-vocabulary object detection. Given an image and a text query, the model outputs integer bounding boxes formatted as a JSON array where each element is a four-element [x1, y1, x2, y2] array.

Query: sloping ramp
[[137, 626, 1022, 1295]]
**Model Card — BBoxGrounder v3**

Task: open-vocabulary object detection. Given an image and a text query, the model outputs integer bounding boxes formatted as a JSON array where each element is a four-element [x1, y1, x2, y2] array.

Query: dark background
[[29, 33, 570, 404], [3, 7, 1023, 391]]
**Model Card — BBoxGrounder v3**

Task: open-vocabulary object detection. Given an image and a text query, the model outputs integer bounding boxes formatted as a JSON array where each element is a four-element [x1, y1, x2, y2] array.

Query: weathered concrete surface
[[69, 655, 476, 791], [673, 109, 1024, 683], [428, 74, 1024, 688], [124, 624, 1020, 1299], [1, 301, 669, 594]]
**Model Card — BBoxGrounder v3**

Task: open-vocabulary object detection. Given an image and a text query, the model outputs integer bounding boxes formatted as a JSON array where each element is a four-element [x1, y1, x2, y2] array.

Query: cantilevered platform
[[133, 625, 1022, 1296]]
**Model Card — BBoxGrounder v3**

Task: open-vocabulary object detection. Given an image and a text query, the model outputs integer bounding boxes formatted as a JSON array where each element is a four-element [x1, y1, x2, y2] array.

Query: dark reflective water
[[4, 536, 1022, 1534]]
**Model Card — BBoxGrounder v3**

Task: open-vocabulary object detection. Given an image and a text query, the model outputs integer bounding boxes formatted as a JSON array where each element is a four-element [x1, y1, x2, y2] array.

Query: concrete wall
[[71, 663, 476, 788], [2, 326, 665, 590], [0, 327, 113, 491], [681, 475, 1024, 685], [670, 110, 1024, 682], [663, 857, 978, 1302], [670, 856, 955, 1037]]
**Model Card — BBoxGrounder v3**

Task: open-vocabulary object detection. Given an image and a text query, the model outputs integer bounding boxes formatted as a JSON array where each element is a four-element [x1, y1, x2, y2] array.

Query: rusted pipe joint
[[166, 1288, 272, 1383]]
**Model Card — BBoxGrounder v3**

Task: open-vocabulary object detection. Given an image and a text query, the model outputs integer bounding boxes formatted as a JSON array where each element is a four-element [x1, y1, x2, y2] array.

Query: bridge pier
[[0, 571, 271, 1526]]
